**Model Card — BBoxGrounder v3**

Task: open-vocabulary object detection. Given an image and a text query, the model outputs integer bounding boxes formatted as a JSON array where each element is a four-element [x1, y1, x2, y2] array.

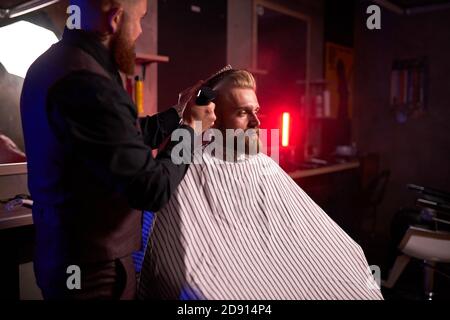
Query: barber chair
[[382, 185, 450, 300], [382, 226, 450, 300]]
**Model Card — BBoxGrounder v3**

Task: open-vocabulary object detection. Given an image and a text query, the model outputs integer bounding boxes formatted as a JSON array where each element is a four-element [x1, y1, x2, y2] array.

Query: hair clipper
[[195, 86, 216, 106]]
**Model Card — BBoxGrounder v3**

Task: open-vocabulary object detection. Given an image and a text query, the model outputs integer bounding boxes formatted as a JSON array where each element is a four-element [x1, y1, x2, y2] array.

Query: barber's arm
[[138, 83, 202, 149], [139, 108, 180, 150], [0, 134, 26, 164], [47, 73, 213, 212]]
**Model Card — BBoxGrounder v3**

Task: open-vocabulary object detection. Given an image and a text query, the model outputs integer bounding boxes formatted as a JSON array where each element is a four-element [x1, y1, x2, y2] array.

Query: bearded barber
[[20, 0, 215, 300]]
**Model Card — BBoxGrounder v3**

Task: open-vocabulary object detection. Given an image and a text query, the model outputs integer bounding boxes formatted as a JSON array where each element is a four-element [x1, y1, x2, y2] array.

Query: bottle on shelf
[[135, 76, 144, 115]]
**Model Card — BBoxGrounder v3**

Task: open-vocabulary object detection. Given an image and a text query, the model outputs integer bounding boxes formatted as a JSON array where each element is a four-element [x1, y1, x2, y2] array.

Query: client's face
[[214, 87, 261, 154], [215, 87, 260, 132]]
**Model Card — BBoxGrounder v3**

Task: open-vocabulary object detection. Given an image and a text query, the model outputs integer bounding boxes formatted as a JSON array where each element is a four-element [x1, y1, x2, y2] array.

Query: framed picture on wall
[[325, 42, 354, 119]]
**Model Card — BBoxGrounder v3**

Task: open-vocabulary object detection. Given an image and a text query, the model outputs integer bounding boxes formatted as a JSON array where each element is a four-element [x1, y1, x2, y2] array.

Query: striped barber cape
[[138, 152, 383, 300]]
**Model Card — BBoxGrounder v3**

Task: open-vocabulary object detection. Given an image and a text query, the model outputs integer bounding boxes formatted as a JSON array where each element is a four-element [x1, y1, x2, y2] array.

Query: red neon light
[[282, 112, 290, 147]]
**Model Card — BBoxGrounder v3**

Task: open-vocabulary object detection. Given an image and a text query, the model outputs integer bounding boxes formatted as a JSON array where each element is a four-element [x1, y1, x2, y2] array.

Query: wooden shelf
[[309, 117, 335, 121], [0, 205, 32, 230], [0, 163, 27, 176], [247, 68, 268, 76], [288, 161, 360, 180], [296, 79, 328, 85], [136, 54, 170, 65]]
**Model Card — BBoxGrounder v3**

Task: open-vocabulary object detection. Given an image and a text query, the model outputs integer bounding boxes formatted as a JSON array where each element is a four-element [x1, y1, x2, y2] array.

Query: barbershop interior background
[[1, 0, 450, 300]]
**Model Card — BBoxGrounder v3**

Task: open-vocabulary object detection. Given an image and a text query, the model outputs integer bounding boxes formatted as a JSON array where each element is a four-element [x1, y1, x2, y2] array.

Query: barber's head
[[70, 0, 147, 75]]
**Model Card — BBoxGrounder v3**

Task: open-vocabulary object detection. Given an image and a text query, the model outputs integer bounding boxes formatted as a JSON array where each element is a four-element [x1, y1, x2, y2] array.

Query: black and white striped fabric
[[138, 152, 383, 300]]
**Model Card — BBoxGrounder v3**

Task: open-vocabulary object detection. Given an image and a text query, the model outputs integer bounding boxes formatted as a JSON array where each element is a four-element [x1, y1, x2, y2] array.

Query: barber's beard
[[111, 21, 136, 75]]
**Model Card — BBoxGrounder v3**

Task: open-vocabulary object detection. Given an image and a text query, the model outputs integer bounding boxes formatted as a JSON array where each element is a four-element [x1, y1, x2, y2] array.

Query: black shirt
[[40, 29, 193, 212], [21, 29, 195, 265]]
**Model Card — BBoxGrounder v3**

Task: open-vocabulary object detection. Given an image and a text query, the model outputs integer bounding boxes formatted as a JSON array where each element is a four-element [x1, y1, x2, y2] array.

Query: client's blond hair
[[205, 69, 256, 92]]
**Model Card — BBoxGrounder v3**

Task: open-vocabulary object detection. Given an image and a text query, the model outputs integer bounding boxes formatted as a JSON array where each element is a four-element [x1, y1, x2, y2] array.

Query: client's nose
[[248, 113, 261, 128]]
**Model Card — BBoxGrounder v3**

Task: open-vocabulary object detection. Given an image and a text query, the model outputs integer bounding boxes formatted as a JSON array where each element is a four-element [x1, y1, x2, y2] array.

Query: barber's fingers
[[179, 80, 203, 99], [204, 102, 216, 127], [183, 101, 216, 133], [185, 101, 215, 122], [0, 134, 16, 148], [178, 80, 204, 108], [197, 102, 217, 132], [205, 101, 215, 115], [0, 134, 22, 152]]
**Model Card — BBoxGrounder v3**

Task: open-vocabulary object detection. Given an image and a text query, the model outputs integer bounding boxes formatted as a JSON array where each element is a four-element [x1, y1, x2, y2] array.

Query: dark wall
[[324, 0, 355, 47], [158, 0, 227, 110], [353, 1, 450, 239]]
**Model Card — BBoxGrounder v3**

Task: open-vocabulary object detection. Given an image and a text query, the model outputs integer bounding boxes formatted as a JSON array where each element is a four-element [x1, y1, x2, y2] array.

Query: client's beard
[[243, 128, 261, 156], [209, 126, 261, 161], [231, 128, 261, 157], [111, 20, 136, 75]]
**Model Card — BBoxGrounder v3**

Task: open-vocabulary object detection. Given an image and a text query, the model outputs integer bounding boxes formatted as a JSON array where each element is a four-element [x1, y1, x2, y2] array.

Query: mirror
[[253, 1, 310, 162], [0, 62, 26, 166], [0, 0, 67, 172]]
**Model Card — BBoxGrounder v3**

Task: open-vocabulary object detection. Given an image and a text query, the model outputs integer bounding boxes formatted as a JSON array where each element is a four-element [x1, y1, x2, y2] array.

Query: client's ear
[[107, 7, 124, 34]]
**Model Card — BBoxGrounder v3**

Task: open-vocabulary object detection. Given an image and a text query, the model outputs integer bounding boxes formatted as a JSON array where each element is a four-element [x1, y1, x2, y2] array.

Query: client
[[138, 69, 383, 300]]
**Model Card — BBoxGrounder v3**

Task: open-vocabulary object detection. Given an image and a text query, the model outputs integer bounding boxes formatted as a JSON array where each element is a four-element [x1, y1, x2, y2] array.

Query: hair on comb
[[204, 65, 235, 89], [205, 65, 233, 82]]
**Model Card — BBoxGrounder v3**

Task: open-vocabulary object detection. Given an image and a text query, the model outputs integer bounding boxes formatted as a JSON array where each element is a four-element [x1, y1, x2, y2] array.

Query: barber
[[20, 0, 215, 300]]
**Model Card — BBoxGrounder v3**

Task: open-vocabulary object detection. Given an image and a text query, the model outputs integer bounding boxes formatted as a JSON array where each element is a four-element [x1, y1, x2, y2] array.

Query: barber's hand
[[177, 81, 202, 114], [0, 134, 26, 163], [179, 82, 216, 134]]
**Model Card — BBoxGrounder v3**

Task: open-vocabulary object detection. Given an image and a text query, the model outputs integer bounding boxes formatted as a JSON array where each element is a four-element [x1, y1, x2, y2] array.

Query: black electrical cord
[[0, 194, 32, 204]]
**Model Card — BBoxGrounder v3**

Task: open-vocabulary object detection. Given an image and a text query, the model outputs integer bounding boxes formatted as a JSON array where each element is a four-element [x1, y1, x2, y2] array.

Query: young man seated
[[138, 69, 383, 300]]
